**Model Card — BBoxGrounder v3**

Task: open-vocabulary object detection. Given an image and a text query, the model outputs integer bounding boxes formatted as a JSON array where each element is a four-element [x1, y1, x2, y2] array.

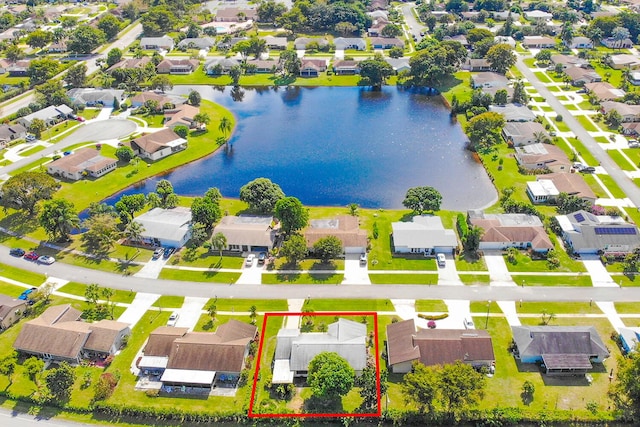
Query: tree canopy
[[239, 177, 285, 213], [2, 172, 59, 215], [39, 199, 80, 241], [402, 186, 442, 214], [274, 196, 309, 235], [312, 235, 343, 263], [465, 111, 506, 150], [358, 54, 394, 89], [308, 352, 355, 399]]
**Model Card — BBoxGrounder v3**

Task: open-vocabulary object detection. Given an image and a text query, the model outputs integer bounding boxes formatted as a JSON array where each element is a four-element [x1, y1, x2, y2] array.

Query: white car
[[167, 312, 179, 327], [245, 254, 255, 266], [463, 317, 475, 329], [25, 134, 36, 142], [37, 255, 55, 265], [436, 253, 446, 267]]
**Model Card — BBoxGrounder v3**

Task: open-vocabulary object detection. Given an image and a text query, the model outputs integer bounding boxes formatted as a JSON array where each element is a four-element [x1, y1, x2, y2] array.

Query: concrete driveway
[[174, 297, 208, 330], [484, 251, 516, 286], [442, 299, 472, 329], [438, 253, 462, 285], [118, 292, 160, 327], [581, 255, 617, 287], [342, 253, 371, 285], [134, 256, 169, 279], [236, 256, 263, 284]]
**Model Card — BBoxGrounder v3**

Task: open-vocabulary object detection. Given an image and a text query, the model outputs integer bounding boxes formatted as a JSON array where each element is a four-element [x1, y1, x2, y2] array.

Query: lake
[[113, 86, 496, 210]]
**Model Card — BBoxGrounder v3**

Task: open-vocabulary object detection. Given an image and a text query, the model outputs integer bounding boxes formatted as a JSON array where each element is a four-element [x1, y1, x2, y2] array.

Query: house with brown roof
[[386, 319, 495, 374], [7, 60, 30, 77], [130, 91, 185, 110], [526, 174, 595, 205], [601, 101, 640, 122], [467, 210, 554, 253], [139, 320, 257, 389], [246, 59, 277, 74], [514, 143, 571, 173], [163, 104, 200, 129], [304, 215, 368, 254], [0, 294, 27, 330], [370, 37, 404, 49], [623, 121, 640, 135], [212, 215, 277, 252], [156, 58, 199, 75], [129, 128, 187, 161], [47, 148, 117, 181], [522, 36, 556, 48], [215, 7, 257, 22], [585, 82, 625, 101], [332, 60, 360, 75], [13, 304, 130, 363], [550, 54, 590, 69], [564, 66, 602, 86], [107, 57, 152, 73], [0, 123, 27, 148], [502, 121, 549, 146], [300, 58, 327, 77]]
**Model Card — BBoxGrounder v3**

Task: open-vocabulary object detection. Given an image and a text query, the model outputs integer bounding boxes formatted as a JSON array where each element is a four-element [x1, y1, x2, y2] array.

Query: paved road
[[515, 55, 640, 208], [0, 120, 136, 176], [401, 3, 423, 41], [0, 408, 91, 427]]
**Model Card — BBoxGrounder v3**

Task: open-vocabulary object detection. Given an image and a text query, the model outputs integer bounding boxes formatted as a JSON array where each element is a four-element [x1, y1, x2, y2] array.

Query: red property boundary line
[[248, 311, 381, 419]]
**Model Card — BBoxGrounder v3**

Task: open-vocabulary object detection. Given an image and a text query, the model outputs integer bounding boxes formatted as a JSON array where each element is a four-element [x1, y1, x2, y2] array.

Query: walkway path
[[285, 299, 305, 328], [236, 260, 263, 285], [117, 293, 160, 327], [497, 301, 521, 326], [134, 257, 169, 279], [438, 253, 463, 285], [596, 301, 626, 332]]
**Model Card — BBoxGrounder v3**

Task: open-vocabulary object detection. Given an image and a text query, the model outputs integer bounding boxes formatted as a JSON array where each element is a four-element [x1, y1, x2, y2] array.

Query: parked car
[[163, 247, 175, 259], [37, 255, 55, 265], [463, 317, 475, 329], [436, 253, 446, 267], [25, 134, 36, 142], [18, 288, 37, 301], [573, 162, 585, 170], [9, 248, 25, 257], [360, 253, 367, 265], [152, 247, 164, 259], [629, 140, 640, 148], [63, 151, 72, 156], [76, 116, 85, 122], [580, 166, 596, 173], [167, 312, 179, 327], [245, 254, 255, 266], [549, 131, 557, 137], [258, 252, 267, 265], [23, 251, 39, 261]]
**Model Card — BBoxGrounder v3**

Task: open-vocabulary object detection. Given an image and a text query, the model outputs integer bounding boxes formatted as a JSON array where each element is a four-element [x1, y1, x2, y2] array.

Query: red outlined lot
[[248, 311, 381, 419]]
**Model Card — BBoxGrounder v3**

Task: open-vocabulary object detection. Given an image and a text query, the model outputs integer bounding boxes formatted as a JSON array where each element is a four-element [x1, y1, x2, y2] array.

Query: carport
[[541, 354, 592, 376], [161, 369, 216, 389]]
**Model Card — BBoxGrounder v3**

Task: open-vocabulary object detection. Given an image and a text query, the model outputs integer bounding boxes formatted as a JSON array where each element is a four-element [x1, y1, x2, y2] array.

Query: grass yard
[[570, 137, 599, 165], [514, 274, 593, 286], [415, 299, 448, 312], [607, 149, 636, 171], [0, 280, 29, 297], [614, 302, 640, 314], [517, 301, 602, 314], [158, 268, 241, 283], [0, 262, 46, 286], [575, 115, 599, 132], [456, 252, 487, 271], [261, 271, 343, 284], [369, 273, 439, 284], [168, 247, 244, 269], [206, 298, 288, 312], [57, 282, 136, 304], [621, 148, 640, 168], [504, 246, 585, 273], [459, 273, 491, 285], [533, 72, 551, 83], [480, 143, 534, 205], [598, 174, 627, 198], [151, 295, 185, 308], [302, 299, 392, 312], [18, 145, 46, 157]]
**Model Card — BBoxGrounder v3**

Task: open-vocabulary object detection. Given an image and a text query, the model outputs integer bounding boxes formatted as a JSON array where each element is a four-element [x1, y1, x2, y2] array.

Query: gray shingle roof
[[511, 325, 609, 360]]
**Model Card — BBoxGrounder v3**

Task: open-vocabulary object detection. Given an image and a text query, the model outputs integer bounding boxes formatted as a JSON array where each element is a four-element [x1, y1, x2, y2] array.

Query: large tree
[[280, 234, 307, 265], [39, 199, 80, 242], [239, 178, 285, 213], [308, 352, 355, 399], [106, 48, 123, 68], [28, 58, 60, 85], [25, 29, 52, 49], [402, 362, 439, 413], [278, 49, 301, 77], [312, 235, 342, 263], [610, 351, 640, 418], [402, 186, 442, 214], [211, 232, 227, 258], [28, 119, 46, 139], [97, 13, 122, 41], [191, 191, 222, 231], [81, 214, 121, 253], [115, 193, 147, 224], [67, 26, 106, 54], [45, 362, 76, 402], [2, 172, 58, 215], [141, 6, 177, 36], [257, 0, 287, 23], [409, 42, 465, 86], [66, 63, 87, 88], [485, 43, 516, 74], [274, 196, 309, 235], [358, 54, 394, 89], [36, 80, 70, 107], [465, 111, 505, 150]]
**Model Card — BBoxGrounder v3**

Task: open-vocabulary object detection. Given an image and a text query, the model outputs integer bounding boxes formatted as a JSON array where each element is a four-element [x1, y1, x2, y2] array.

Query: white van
[[436, 253, 446, 267]]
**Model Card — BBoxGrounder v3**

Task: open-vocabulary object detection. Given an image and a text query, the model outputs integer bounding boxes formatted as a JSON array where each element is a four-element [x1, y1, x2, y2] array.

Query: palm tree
[[218, 116, 232, 138], [124, 221, 144, 244], [50, 201, 80, 241], [193, 113, 210, 129], [211, 232, 227, 259]]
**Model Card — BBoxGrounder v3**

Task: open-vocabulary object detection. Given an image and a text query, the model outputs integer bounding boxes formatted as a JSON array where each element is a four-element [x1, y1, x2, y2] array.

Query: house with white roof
[[17, 104, 73, 128], [556, 210, 640, 255], [133, 207, 193, 248], [391, 215, 458, 255], [67, 88, 125, 107], [527, 173, 595, 205], [565, 36, 593, 49], [489, 104, 536, 122], [272, 318, 367, 384], [524, 10, 553, 21], [140, 35, 174, 51], [333, 37, 366, 51], [608, 54, 640, 70]]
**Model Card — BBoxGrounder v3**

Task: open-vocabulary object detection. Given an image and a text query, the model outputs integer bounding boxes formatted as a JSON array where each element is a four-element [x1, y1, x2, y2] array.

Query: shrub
[[418, 313, 448, 321], [93, 372, 118, 402], [555, 115, 563, 122], [372, 221, 379, 239], [457, 214, 469, 238], [173, 125, 189, 138]]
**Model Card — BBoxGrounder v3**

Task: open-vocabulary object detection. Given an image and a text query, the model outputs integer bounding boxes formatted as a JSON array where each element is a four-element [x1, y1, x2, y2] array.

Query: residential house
[[463, 58, 493, 72], [385, 58, 410, 74], [129, 128, 187, 161], [619, 327, 640, 353], [565, 36, 593, 49], [556, 210, 640, 255], [492, 11, 520, 21], [140, 35, 174, 51], [130, 92, 185, 109], [294, 37, 329, 50], [370, 37, 404, 49], [494, 36, 516, 47], [550, 54, 590, 69], [139, 320, 257, 389], [48, 40, 67, 53], [391, 215, 458, 255], [47, 148, 118, 181], [522, 36, 556, 49], [204, 58, 241, 75], [0, 123, 27, 147], [215, 7, 258, 22], [623, 121, 640, 135], [511, 325, 609, 375], [272, 319, 367, 384], [156, 58, 199, 75], [564, 66, 602, 86], [386, 319, 495, 373], [502, 121, 549, 146], [467, 210, 554, 253], [300, 58, 327, 77], [524, 10, 553, 21], [443, 35, 469, 47], [489, 104, 536, 121], [107, 57, 152, 73], [631, 72, 640, 86], [367, 18, 389, 37], [527, 173, 596, 205], [515, 143, 571, 173], [66, 88, 125, 107], [602, 37, 633, 49], [303, 215, 368, 254], [246, 59, 277, 73], [133, 207, 192, 248], [0, 59, 11, 74], [367, 10, 388, 20], [333, 37, 366, 51], [0, 294, 27, 330], [601, 101, 640, 122], [216, 37, 248, 50], [7, 60, 30, 77], [17, 104, 73, 128], [461, 11, 482, 21], [212, 215, 277, 252], [608, 54, 640, 69], [368, 0, 388, 11], [13, 304, 130, 363], [262, 36, 288, 50], [163, 104, 200, 129], [585, 81, 626, 101], [332, 60, 360, 75], [177, 37, 216, 51], [471, 72, 509, 90]]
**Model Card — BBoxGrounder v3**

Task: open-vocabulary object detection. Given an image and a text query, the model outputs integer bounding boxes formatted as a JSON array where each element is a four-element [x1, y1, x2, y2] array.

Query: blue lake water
[[108, 86, 496, 210]]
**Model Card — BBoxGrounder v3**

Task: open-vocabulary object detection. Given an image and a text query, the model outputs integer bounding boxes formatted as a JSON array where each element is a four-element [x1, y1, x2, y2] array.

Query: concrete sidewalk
[[117, 293, 160, 327]]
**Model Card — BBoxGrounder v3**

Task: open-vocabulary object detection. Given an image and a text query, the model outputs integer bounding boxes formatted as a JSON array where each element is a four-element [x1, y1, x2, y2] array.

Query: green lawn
[[459, 273, 491, 285], [261, 272, 343, 284], [575, 115, 599, 132], [622, 148, 640, 169], [0, 280, 29, 297], [470, 300, 503, 314], [0, 262, 46, 286], [570, 137, 599, 165], [57, 282, 136, 304], [415, 299, 447, 312], [18, 145, 46, 157], [168, 247, 244, 268], [517, 301, 602, 314], [456, 252, 487, 271], [302, 299, 392, 312], [614, 302, 640, 314], [207, 298, 288, 312], [515, 274, 593, 286], [504, 246, 585, 273], [598, 174, 627, 198], [369, 273, 439, 284], [158, 268, 241, 283], [533, 72, 551, 83], [607, 149, 636, 171], [151, 295, 184, 308]]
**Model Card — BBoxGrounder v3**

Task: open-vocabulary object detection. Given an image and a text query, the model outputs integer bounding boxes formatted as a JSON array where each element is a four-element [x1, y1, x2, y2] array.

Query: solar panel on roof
[[594, 227, 638, 235], [574, 213, 585, 222]]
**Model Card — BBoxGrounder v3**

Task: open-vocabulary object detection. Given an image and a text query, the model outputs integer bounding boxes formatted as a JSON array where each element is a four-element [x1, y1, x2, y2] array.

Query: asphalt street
[[515, 55, 640, 208], [0, 408, 92, 427]]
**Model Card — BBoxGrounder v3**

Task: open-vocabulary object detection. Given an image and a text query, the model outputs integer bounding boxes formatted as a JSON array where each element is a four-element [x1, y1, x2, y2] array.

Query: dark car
[[258, 252, 267, 265], [163, 247, 175, 259], [580, 166, 596, 173], [24, 251, 39, 261], [9, 248, 25, 257]]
